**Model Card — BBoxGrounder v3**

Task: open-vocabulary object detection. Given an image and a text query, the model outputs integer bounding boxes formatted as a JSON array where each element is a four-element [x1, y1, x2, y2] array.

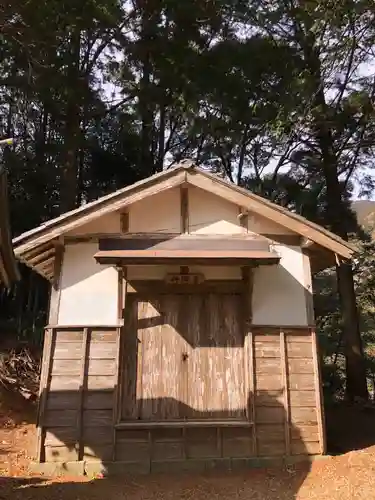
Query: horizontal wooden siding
[[39, 326, 119, 463], [37, 325, 323, 466]]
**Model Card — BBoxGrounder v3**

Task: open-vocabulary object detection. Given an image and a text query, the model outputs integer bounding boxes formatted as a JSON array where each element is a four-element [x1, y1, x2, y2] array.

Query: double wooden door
[[121, 292, 247, 421]]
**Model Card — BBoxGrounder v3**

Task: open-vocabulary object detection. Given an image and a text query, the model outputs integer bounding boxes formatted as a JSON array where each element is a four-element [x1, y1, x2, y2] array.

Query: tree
[[240, 0, 375, 400]]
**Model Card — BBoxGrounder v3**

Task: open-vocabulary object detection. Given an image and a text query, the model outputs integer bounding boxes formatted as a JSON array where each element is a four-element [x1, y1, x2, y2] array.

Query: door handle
[[182, 352, 189, 361]]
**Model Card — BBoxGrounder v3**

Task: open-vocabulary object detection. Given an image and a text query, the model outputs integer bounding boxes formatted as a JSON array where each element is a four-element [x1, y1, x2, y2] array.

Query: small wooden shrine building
[[13, 161, 355, 474]]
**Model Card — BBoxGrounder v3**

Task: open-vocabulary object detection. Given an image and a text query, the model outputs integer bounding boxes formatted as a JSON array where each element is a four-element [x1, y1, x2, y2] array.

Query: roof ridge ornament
[[178, 158, 196, 169]]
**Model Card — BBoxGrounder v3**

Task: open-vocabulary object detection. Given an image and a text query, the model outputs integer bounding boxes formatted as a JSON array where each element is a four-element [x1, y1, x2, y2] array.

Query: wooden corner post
[[48, 244, 64, 325], [113, 266, 127, 459], [242, 266, 256, 455], [180, 185, 189, 234]]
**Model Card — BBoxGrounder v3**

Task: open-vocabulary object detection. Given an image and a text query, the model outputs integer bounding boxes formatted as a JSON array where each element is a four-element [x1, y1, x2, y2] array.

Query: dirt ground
[[1, 393, 375, 500]]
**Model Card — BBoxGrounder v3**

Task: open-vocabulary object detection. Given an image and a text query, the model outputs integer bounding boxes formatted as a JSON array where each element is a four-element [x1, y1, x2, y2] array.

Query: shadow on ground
[[0, 465, 312, 500], [326, 401, 375, 454]]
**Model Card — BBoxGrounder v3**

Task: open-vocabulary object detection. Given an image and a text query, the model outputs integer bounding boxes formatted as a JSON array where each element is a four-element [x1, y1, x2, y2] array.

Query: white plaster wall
[[67, 213, 121, 236], [189, 186, 244, 234], [129, 188, 181, 233], [248, 212, 294, 235], [58, 243, 118, 325], [252, 245, 308, 326]]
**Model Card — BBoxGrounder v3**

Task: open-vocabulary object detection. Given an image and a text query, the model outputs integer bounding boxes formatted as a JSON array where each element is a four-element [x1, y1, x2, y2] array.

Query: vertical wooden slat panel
[[238, 207, 249, 233], [280, 329, 291, 455], [122, 295, 139, 419], [36, 328, 54, 462], [77, 327, 89, 460], [186, 294, 205, 419], [312, 328, 326, 454]]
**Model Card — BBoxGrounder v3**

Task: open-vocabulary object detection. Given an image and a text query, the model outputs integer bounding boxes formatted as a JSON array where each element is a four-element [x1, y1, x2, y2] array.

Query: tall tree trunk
[[302, 37, 368, 400], [138, 0, 157, 176], [156, 101, 166, 172], [237, 125, 249, 186], [60, 28, 81, 214]]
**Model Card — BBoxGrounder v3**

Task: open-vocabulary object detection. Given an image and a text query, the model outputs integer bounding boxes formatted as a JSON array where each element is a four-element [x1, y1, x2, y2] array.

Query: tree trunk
[[156, 101, 166, 172], [301, 34, 368, 400], [336, 261, 368, 399], [237, 125, 249, 186], [138, 1, 157, 176], [60, 28, 81, 214]]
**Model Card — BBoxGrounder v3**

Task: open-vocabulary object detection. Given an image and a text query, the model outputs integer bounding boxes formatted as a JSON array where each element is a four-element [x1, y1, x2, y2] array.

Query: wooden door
[[121, 292, 246, 421]]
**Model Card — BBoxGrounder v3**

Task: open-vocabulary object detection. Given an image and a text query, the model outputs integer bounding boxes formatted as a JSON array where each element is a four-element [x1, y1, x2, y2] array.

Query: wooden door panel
[[122, 295, 141, 419], [187, 294, 246, 419], [139, 296, 186, 420]]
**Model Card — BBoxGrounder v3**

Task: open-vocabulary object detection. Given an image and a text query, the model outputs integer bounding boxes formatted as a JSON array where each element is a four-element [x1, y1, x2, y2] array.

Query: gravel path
[[2, 448, 375, 500]]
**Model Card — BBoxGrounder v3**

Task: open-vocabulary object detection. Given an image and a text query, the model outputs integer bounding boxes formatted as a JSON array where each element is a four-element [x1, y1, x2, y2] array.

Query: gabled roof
[[13, 160, 355, 281], [0, 168, 20, 288]]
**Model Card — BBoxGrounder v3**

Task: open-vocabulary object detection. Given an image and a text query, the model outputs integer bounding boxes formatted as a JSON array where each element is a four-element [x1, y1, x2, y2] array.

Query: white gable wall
[[129, 188, 181, 233], [67, 213, 121, 236], [55, 185, 311, 327], [248, 213, 295, 235], [189, 186, 243, 234]]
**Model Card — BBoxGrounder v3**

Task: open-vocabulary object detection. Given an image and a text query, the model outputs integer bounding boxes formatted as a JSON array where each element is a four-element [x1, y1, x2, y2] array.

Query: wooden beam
[[127, 279, 245, 295], [312, 328, 326, 454], [302, 250, 315, 326], [94, 249, 280, 267], [98, 236, 273, 253], [115, 420, 253, 429], [120, 212, 129, 233], [114, 266, 127, 447], [180, 186, 189, 234], [301, 238, 314, 249], [63, 232, 302, 247], [28, 247, 55, 266], [65, 232, 181, 243], [241, 267, 256, 455], [77, 327, 89, 461], [113, 325, 122, 459], [238, 207, 249, 233], [36, 328, 54, 462], [36, 256, 55, 272], [20, 241, 55, 260], [48, 245, 64, 325]]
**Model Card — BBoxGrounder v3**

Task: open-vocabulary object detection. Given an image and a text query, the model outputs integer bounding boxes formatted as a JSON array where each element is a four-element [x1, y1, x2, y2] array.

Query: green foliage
[[315, 235, 375, 401], [1, 0, 375, 398]]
